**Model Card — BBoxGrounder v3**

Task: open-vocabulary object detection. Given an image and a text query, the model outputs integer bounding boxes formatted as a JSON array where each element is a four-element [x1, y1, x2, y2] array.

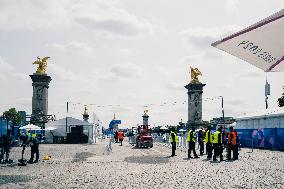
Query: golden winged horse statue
[[190, 66, 202, 83], [33, 56, 50, 75]]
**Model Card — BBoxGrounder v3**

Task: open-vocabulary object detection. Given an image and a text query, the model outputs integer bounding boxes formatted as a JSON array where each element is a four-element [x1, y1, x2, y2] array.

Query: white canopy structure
[[235, 108, 284, 129], [45, 117, 94, 144], [212, 9, 284, 72], [19, 124, 41, 130]]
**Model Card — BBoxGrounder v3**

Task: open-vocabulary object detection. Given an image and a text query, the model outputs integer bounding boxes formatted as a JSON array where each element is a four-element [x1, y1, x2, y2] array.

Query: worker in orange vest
[[227, 126, 238, 160], [118, 130, 124, 146]]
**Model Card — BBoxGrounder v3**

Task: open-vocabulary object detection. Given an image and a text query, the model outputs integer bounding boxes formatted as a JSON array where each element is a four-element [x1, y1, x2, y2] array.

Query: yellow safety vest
[[186, 130, 195, 142], [204, 130, 212, 144], [212, 131, 222, 144], [169, 132, 178, 143]]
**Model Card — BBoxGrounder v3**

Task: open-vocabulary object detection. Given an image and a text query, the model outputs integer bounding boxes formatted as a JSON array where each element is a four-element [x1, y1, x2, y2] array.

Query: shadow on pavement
[[131, 146, 151, 150], [125, 156, 169, 164], [0, 175, 32, 185], [72, 152, 95, 162], [202, 159, 210, 161], [209, 160, 220, 164]]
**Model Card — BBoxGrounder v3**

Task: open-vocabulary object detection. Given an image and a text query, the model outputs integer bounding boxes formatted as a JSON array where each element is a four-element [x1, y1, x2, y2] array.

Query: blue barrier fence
[[235, 128, 284, 150]]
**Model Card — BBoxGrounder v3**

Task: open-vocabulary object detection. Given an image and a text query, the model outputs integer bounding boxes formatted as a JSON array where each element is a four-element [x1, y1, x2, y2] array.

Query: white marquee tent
[[235, 108, 284, 129], [45, 117, 94, 144]]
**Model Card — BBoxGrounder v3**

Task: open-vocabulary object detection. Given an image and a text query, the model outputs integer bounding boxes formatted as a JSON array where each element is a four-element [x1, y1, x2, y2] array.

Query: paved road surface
[[1, 141, 284, 188]]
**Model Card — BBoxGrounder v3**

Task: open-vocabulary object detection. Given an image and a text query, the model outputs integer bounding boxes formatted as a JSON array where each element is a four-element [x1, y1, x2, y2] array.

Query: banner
[[212, 9, 284, 72], [236, 128, 284, 150]]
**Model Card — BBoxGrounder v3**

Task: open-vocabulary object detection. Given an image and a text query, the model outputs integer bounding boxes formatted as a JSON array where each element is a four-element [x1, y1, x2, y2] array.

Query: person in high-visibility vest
[[169, 130, 178, 157], [227, 126, 238, 160], [186, 127, 199, 159], [204, 126, 213, 159], [212, 127, 223, 161], [27, 132, 40, 163]]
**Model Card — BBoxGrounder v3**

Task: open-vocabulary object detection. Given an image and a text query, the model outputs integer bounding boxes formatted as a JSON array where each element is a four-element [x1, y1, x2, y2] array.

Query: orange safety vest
[[118, 132, 123, 139], [228, 131, 237, 145]]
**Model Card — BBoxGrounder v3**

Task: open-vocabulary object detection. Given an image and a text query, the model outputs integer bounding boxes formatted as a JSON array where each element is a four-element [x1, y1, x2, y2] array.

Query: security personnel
[[169, 130, 178, 157], [198, 129, 204, 156], [227, 126, 238, 160], [28, 133, 40, 163], [186, 127, 199, 159], [212, 127, 223, 161], [204, 126, 213, 159]]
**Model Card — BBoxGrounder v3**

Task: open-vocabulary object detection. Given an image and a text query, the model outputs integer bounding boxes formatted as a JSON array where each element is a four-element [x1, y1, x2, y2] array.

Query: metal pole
[[252, 136, 254, 152], [0, 117, 2, 136], [220, 96, 225, 124], [66, 101, 69, 134], [94, 124, 97, 143], [6, 117, 9, 132]]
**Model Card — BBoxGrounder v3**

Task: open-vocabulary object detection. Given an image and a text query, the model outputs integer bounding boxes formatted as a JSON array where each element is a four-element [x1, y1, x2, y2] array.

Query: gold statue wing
[[195, 68, 202, 75], [42, 57, 50, 62], [33, 60, 41, 64]]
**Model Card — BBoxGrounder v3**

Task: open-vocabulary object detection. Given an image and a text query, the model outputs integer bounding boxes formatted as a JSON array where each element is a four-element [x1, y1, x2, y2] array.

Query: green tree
[[278, 87, 284, 107], [3, 108, 22, 126]]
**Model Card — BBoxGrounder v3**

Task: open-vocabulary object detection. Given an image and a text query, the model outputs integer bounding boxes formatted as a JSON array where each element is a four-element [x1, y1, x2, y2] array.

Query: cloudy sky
[[0, 0, 284, 128]]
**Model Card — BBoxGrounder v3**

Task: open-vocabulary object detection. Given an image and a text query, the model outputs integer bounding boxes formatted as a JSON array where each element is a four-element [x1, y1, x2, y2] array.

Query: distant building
[[210, 117, 236, 130]]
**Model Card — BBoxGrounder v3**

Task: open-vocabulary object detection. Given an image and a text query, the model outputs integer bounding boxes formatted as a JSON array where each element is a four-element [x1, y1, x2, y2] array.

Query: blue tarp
[[235, 128, 284, 150], [108, 120, 121, 130]]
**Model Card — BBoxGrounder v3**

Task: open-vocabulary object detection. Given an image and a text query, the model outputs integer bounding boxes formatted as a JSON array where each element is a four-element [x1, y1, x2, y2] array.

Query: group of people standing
[[170, 126, 239, 161], [0, 130, 42, 164]]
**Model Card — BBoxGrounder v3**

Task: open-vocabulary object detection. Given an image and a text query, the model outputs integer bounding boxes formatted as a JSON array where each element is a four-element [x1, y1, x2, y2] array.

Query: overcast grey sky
[[0, 0, 283, 128]]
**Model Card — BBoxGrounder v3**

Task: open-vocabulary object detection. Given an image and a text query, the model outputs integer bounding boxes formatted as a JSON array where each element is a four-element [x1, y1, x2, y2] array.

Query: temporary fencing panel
[[235, 128, 284, 150]]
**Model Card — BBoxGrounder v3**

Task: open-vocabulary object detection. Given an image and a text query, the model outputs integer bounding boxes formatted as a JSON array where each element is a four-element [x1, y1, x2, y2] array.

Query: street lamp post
[[220, 96, 225, 124], [0, 116, 2, 136], [66, 101, 70, 134]]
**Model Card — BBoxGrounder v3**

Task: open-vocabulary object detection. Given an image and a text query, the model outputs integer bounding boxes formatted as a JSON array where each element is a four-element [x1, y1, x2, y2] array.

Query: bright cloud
[[110, 63, 143, 78], [225, 0, 239, 14], [0, 0, 157, 37], [46, 41, 94, 52], [180, 25, 240, 49]]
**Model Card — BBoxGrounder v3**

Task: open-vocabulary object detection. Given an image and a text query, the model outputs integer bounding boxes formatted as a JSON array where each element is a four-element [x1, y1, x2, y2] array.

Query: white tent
[[45, 117, 94, 144], [212, 9, 284, 72], [19, 124, 41, 130], [235, 108, 284, 129]]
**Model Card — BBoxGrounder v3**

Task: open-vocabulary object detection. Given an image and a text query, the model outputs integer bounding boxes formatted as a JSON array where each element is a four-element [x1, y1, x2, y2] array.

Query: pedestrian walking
[[118, 130, 124, 146], [204, 126, 213, 159], [227, 126, 238, 160], [212, 127, 223, 162], [186, 127, 199, 159], [114, 131, 118, 143], [170, 130, 178, 157], [128, 130, 135, 145]]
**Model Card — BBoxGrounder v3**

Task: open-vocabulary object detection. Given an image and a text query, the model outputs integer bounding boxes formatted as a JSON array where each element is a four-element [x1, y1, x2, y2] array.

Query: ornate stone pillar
[[142, 110, 149, 126], [184, 83, 206, 128], [30, 74, 52, 126]]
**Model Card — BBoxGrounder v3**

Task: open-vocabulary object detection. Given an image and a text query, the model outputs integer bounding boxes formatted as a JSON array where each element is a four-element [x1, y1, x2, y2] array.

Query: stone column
[[142, 114, 149, 126], [30, 74, 52, 127], [184, 83, 206, 128]]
